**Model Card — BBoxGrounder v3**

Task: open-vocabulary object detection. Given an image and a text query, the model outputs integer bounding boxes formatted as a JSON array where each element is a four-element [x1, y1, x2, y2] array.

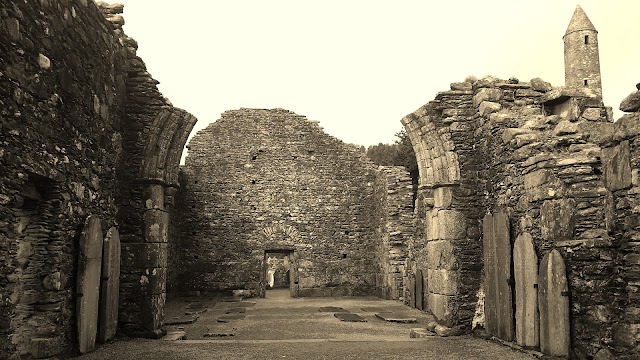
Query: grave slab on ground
[[375, 313, 417, 323], [225, 307, 247, 314], [334, 313, 367, 322], [165, 316, 199, 325], [185, 308, 207, 315], [319, 306, 349, 312], [217, 314, 246, 322]]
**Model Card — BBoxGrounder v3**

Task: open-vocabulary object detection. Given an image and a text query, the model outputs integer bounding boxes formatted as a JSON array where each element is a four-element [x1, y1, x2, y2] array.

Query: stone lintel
[[541, 87, 599, 106]]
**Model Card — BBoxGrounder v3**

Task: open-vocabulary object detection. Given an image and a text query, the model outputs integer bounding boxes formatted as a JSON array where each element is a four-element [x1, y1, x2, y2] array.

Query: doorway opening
[[260, 249, 297, 298]]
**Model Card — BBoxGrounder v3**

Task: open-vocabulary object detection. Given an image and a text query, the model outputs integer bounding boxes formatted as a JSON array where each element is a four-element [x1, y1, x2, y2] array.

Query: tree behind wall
[[366, 130, 419, 189]]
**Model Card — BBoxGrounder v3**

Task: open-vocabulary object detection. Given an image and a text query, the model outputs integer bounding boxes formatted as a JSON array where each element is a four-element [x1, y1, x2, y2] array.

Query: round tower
[[563, 5, 602, 97]]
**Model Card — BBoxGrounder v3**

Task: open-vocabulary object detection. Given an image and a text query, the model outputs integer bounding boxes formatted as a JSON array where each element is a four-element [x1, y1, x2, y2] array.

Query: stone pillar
[[121, 183, 169, 337], [426, 185, 466, 327], [140, 184, 168, 334]]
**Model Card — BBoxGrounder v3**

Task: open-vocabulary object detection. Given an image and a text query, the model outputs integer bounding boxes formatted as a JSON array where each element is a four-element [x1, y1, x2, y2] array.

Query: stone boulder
[[619, 90, 640, 112], [530, 77, 553, 92]]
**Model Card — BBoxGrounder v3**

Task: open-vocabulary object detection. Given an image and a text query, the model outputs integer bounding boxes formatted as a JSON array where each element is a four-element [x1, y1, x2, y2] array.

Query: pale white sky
[[106, 1, 639, 151]]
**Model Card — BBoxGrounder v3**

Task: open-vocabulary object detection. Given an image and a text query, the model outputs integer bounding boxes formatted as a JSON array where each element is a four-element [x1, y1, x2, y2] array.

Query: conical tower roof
[[564, 5, 597, 37]]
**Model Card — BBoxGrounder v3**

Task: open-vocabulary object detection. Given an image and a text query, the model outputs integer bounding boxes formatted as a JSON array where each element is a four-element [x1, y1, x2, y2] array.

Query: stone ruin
[[0, 2, 639, 359], [169, 108, 414, 299], [0, 1, 196, 357]]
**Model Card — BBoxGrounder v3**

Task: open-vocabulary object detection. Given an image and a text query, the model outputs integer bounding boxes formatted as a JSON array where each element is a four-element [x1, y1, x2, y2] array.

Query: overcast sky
[[106, 1, 639, 152]]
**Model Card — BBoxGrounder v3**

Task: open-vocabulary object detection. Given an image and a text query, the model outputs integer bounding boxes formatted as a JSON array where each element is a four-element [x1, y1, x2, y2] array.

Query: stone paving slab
[[185, 308, 208, 315], [225, 307, 247, 314], [374, 313, 417, 323], [165, 316, 199, 325], [334, 313, 367, 322], [186, 302, 208, 309], [221, 297, 240, 302], [217, 314, 246, 323], [319, 306, 349, 312]]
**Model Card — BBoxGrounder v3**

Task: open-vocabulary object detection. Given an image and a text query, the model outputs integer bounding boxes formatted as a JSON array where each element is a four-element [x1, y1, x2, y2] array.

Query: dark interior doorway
[[261, 249, 297, 298]]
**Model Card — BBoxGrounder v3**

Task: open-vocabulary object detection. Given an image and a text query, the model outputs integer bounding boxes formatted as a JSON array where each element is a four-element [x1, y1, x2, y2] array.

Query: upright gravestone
[[482, 211, 514, 342], [415, 269, 424, 311], [539, 250, 570, 357], [99, 227, 121, 343], [76, 215, 103, 353], [513, 232, 539, 348], [408, 275, 416, 308]]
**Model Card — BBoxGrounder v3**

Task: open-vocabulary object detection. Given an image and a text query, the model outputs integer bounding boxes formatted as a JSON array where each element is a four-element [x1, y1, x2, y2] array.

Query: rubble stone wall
[[403, 75, 640, 359], [372, 166, 414, 300], [0, 1, 128, 358], [0, 1, 196, 357], [598, 108, 640, 359], [174, 109, 381, 296]]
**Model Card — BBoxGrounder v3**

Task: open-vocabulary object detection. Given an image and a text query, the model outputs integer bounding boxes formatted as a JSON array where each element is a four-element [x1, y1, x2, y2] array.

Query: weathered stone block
[[502, 128, 531, 143], [581, 107, 603, 121], [427, 269, 458, 295], [479, 101, 501, 117], [553, 120, 578, 136], [620, 90, 640, 112], [143, 209, 169, 243], [473, 88, 502, 108], [426, 240, 457, 270], [602, 141, 632, 191], [428, 293, 456, 327], [530, 78, 552, 92], [433, 187, 453, 209], [144, 184, 164, 209], [142, 292, 166, 331], [516, 88, 544, 98], [489, 111, 513, 124], [142, 267, 167, 295], [450, 82, 472, 91], [3, 18, 21, 41], [437, 210, 467, 240], [29, 337, 65, 359], [611, 323, 640, 349], [540, 199, 576, 241], [524, 169, 565, 201], [425, 210, 438, 241]]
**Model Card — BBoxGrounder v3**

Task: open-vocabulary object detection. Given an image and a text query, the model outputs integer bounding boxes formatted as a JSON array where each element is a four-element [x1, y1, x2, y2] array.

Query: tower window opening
[[584, 35, 589, 44], [584, 79, 588, 86]]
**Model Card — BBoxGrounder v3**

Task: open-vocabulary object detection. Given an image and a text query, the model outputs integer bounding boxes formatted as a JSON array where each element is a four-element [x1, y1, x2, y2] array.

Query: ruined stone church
[[1, 2, 639, 359]]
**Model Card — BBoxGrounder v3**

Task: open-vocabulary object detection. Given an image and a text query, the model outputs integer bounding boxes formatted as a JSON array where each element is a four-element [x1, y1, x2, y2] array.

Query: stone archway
[[120, 108, 197, 336], [261, 224, 301, 245], [259, 224, 300, 298], [401, 85, 482, 328]]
